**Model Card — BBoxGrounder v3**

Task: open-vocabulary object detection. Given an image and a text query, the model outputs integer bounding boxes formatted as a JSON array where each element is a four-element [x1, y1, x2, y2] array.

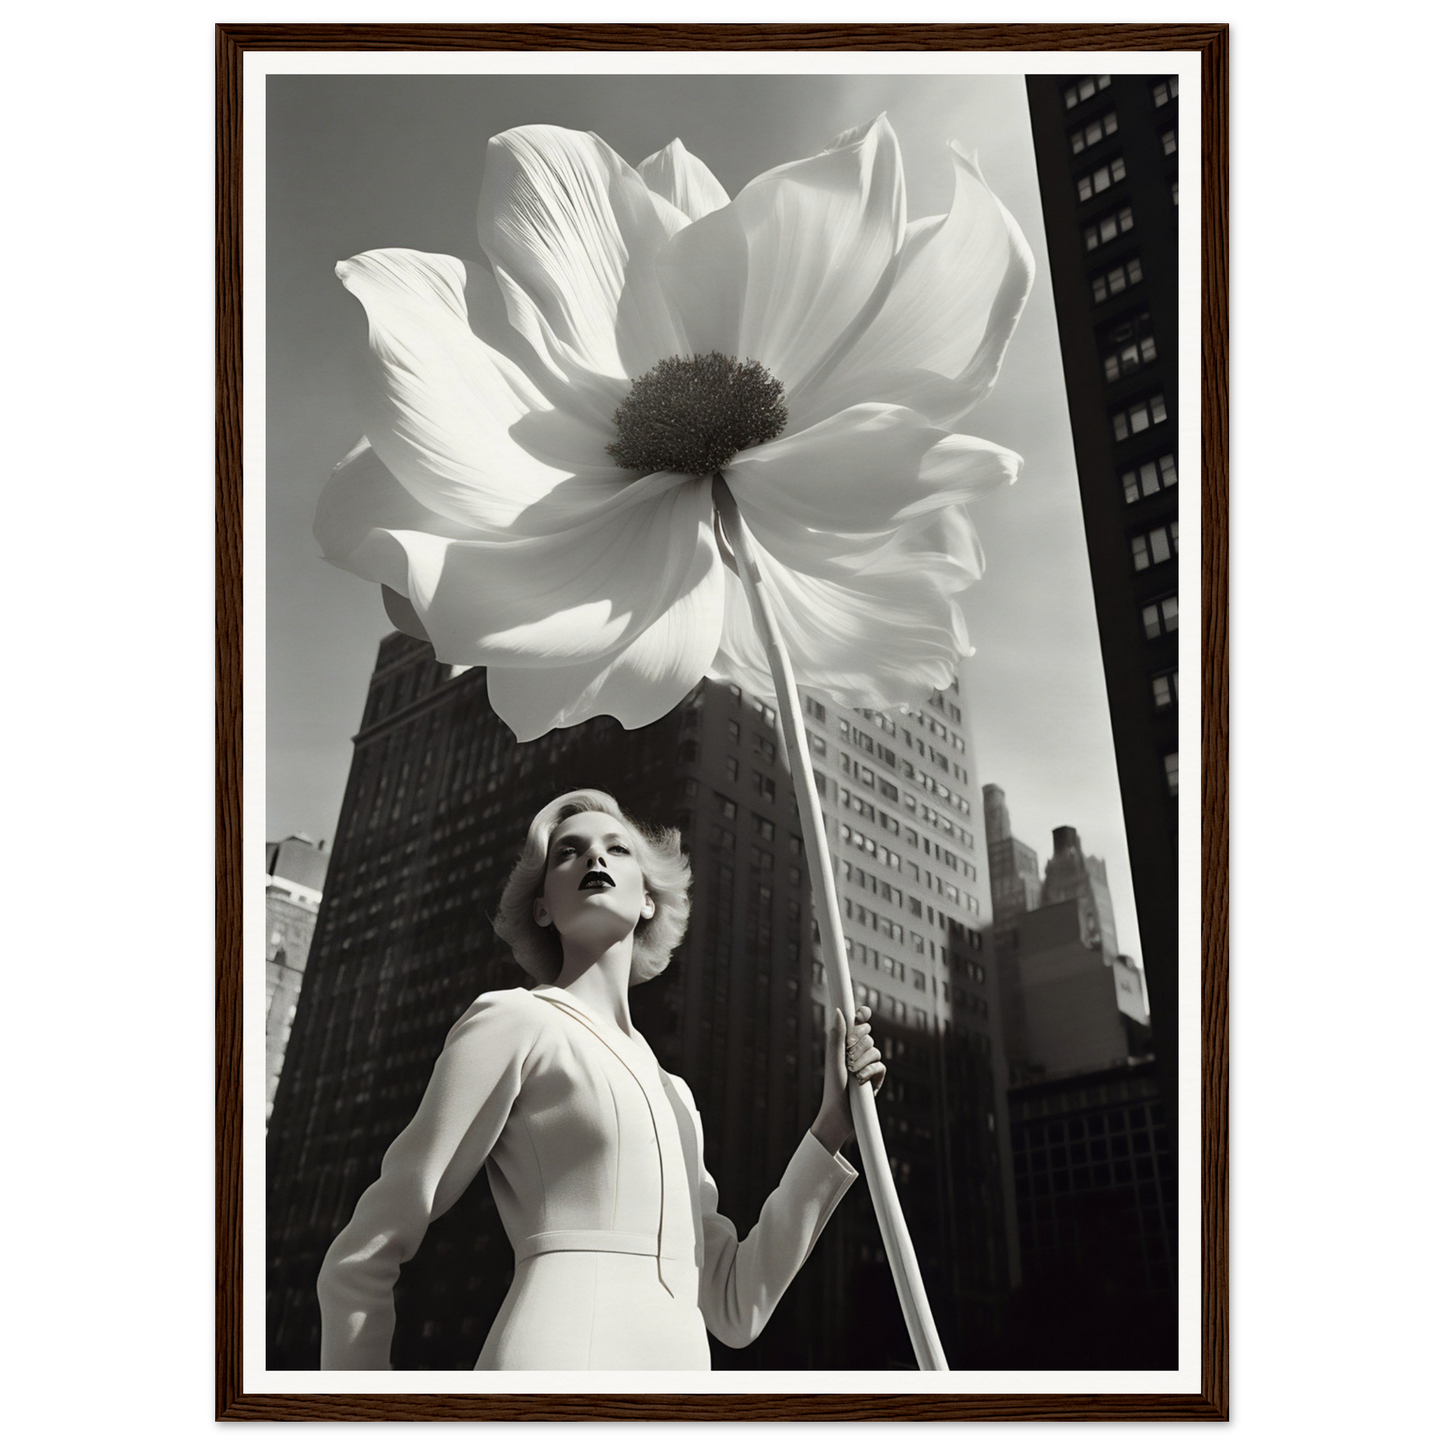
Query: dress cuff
[[799, 1125, 859, 1182]]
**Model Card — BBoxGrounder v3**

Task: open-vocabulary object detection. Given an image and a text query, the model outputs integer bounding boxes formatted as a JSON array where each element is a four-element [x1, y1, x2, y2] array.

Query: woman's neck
[[552, 939, 635, 1035]]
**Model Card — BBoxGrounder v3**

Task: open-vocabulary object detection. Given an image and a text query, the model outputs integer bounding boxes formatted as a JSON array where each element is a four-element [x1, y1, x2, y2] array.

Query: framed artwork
[[210, 14, 1231, 1433]]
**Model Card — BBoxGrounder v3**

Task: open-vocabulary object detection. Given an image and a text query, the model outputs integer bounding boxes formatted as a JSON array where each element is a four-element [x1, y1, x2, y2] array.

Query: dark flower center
[[607, 352, 788, 476]]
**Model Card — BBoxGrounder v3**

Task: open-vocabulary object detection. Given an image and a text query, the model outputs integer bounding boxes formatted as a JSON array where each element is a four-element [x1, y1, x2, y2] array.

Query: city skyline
[[266, 71, 1145, 967]]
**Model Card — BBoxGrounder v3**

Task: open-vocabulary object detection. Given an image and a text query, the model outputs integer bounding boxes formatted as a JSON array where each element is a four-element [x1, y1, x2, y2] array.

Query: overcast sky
[[265, 71, 1144, 969]]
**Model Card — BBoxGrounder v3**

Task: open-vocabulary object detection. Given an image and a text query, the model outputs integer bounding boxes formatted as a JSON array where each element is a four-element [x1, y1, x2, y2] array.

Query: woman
[[318, 788, 884, 1370]]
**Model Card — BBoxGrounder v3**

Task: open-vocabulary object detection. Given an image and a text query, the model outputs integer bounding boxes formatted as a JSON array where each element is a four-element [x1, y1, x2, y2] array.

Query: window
[[1112, 393, 1169, 441], [715, 794, 736, 820], [1122, 453, 1178, 503], [1076, 155, 1126, 202], [1069, 111, 1118, 153], [1101, 311, 1157, 381], [749, 845, 773, 870], [1161, 128, 1177, 157], [805, 696, 827, 722], [724, 756, 739, 782], [1063, 74, 1112, 108], [752, 771, 776, 802], [755, 736, 776, 763], [1130, 520, 1179, 570], [1153, 76, 1179, 107], [1152, 669, 1179, 709], [727, 721, 740, 744], [754, 815, 775, 842], [1164, 752, 1179, 796], [1142, 596, 1179, 640], [1083, 204, 1134, 251], [1092, 255, 1143, 304], [808, 730, 827, 758]]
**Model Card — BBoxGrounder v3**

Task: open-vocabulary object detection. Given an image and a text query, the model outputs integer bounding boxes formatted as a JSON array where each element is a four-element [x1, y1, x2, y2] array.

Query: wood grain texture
[[216, 20, 1228, 1422], [215, 20, 245, 1426], [214, 22, 1228, 52]]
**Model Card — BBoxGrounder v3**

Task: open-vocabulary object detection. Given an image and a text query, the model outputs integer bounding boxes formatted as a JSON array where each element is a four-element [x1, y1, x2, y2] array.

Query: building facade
[[264, 835, 330, 1120], [266, 634, 1015, 1370], [1002, 1056, 1177, 1368], [1040, 824, 1150, 1029], [1025, 71, 1181, 1145]]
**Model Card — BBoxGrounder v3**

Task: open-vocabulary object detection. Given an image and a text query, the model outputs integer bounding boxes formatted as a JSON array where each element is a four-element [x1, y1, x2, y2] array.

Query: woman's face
[[535, 810, 655, 950]]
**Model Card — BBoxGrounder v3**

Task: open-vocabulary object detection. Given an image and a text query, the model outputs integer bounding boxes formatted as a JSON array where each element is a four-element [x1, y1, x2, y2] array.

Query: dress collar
[[529, 984, 654, 1056]]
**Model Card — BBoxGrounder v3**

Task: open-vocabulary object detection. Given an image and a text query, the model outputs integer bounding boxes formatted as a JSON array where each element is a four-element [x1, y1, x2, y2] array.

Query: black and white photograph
[[252, 48, 1203, 1397]]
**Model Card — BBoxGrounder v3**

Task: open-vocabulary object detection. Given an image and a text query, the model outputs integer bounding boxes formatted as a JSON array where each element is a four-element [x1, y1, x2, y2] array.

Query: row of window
[[1142, 595, 1178, 640], [1092, 254, 1143, 305], [1065, 71, 1175, 116], [1112, 392, 1168, 442], [1122, 452, 1177, 504], [1083, 202, 1133, 251], [1070, 109, 1117, 154], [1130, 519, 1180, 572], [1077, 155, 1126, 202], [1100, 307, 1157, 381], [1063, 74, 1112, 109]]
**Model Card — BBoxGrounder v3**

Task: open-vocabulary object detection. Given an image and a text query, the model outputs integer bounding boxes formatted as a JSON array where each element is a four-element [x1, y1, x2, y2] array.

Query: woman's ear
[[640, 893, 656, 921], [533, 898, 551, 928]]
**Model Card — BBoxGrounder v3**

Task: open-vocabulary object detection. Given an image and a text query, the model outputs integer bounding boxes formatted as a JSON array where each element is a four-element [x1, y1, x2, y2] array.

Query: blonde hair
[[493, 790, 691, 986]]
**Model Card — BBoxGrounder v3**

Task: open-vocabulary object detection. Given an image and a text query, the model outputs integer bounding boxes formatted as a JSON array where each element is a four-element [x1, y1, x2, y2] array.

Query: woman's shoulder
[[444, 987, 551, 1045]]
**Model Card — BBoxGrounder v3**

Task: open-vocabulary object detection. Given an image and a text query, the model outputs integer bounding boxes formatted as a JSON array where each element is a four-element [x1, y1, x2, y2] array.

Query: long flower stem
[[714, 478, 949, 1372]]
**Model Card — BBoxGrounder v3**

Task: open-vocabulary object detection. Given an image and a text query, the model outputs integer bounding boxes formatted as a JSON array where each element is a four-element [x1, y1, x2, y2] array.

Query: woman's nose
[[588, 849, 610, 869]]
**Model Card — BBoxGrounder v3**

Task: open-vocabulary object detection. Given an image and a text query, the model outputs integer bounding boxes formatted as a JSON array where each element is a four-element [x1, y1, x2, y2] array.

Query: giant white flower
[[315, 118, 1034, 741]]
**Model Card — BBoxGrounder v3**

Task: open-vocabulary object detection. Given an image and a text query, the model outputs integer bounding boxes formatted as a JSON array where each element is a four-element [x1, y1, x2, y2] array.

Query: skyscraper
[[1039, 824, 1149, 1029], [1026, 71, 1181, 1147], [982, 784, 1044, 1073], [266, 634, 1014, 1370]]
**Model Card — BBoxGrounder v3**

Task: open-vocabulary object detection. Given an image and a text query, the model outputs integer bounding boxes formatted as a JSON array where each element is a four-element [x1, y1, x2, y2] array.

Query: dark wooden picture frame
[[218, 21, 1227, 1422]]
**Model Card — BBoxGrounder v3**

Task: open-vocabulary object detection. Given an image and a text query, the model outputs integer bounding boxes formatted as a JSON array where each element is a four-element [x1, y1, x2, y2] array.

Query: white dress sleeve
[[684, 1086, 858, 1350], [316, 991, 541, 1369]]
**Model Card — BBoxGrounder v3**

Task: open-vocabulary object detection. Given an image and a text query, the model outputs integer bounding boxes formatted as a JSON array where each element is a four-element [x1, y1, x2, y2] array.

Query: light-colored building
[[264, 835, 329, 1120]]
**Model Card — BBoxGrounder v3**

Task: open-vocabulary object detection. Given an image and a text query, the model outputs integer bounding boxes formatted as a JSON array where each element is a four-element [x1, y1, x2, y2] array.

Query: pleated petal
[[485, 555, 726, 741], [725, 404, 1018, 569], [638, 138, 730, 222], [336, 249, 617, 535], [476, 126, 688, 381], [322, 447, 716, 670], [710, 538, 972, 712], [657, 116, 906, 398], [797, 145, 1036, 427]]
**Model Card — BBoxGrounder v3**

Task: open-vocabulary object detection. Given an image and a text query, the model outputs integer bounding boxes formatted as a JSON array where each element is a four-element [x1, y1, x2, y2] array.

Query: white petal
[[711, 540, 972, 711], [485, 554, 726, 742], [476, 126, 687, 381], [325, 457, 718, 675], [799, 145, 1036, 427], [637, 138, 730, 222], [315, 439, 475, 595], [336, 249, 617, 534], [657, 116, 905, 398], [725, 404, 1018, 564]]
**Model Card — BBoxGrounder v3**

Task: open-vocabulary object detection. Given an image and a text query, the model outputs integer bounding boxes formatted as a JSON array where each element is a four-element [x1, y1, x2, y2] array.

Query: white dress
[[317, 985, 856, 1369]]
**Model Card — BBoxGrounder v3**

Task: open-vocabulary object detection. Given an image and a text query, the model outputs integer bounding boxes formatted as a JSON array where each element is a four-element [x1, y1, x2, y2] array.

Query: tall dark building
[[1000, 1056, 1177, 1369], [266, 633, 1015, 1370], [1026, 72, 1180, 1148]]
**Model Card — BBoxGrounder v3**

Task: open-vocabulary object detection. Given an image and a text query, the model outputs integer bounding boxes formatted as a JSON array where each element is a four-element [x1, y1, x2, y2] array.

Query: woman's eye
[[556, 846, 575, 859], [609, 844, 630, 855]]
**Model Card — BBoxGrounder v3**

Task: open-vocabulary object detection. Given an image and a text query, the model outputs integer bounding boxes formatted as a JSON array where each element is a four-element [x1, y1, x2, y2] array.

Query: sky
[[265, 70, 1144, 969]]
